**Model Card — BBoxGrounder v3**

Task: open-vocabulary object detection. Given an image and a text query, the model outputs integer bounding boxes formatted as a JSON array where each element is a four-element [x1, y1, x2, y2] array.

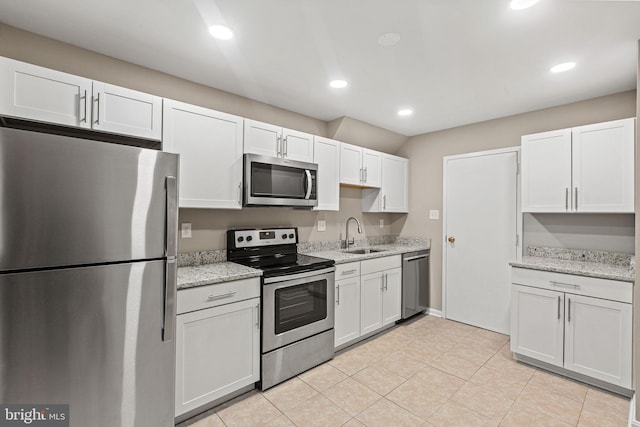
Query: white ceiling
[[1, 0, 639, 136]]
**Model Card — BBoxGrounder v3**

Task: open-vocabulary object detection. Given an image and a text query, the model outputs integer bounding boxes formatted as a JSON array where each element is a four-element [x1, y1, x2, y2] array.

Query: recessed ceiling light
[[510, 0, 539, 10], [378, 32, 401, 47], [397, 108, 413, 117], [209, 25, 233, 40], [329, 80, 348, 89], [550, 62, 576, 73]]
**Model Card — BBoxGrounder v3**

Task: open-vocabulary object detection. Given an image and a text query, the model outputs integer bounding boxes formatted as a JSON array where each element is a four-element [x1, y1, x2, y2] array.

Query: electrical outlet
[[379, 218, 384, 228], [181, 223, 192, 238], [429, 210, 440, 220], [317, 220, 326, 232]]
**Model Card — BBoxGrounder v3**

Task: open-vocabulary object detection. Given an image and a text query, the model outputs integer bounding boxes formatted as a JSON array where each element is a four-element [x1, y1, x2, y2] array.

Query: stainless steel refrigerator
[[0, 127, 179, 427]]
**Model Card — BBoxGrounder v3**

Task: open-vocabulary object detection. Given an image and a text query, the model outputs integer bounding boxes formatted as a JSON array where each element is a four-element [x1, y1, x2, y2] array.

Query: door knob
[[448, 236, 455, 243]]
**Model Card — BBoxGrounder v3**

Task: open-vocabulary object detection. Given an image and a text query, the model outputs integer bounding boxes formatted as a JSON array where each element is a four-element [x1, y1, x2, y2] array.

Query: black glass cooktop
[[233, 253, 334, 278]]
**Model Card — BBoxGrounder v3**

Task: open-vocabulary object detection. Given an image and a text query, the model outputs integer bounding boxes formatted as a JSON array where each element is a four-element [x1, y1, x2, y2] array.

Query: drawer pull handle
[[550, 281, 580, 290], [342, 269, 357, 275], [207, 291, 236, 301]]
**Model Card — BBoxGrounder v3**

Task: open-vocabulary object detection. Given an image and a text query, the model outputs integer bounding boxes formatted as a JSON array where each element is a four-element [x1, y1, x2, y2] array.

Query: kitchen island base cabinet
[[510, 268, 632, 391], [175, 279, 260, 419]]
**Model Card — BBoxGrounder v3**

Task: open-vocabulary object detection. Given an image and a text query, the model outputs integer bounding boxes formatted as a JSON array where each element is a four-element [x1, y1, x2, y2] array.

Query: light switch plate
[[429, 210, 440, 220], [379, 218, 384, 228], [317, 220, 326, 232], [181, 223, 192, 238]]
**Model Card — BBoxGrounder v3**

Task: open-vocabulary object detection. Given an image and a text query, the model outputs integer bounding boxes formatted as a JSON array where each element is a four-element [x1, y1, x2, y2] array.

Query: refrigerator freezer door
[[0, 260, 174, 427], [0, 127, 179, 271]]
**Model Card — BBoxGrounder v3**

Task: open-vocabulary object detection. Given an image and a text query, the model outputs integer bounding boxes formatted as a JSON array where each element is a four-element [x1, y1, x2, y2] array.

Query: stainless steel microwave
[[243, 154, 318, 208]]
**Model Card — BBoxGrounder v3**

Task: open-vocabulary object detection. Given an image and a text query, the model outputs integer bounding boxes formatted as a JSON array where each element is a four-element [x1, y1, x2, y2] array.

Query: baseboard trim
[[630, 394, 640, 427], [426, 308, 442, 317]]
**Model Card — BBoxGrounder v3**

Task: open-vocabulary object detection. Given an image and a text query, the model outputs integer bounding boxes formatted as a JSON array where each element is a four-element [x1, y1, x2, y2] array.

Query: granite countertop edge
[[510, 257, 634, 283], [304, 243, 430, 264], [177, 243, 430, 290], [177, 262, 262, 290]]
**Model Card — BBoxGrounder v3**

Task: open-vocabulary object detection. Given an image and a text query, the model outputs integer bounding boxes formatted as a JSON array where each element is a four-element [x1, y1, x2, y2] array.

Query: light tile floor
[[182, 315, 630, 427]]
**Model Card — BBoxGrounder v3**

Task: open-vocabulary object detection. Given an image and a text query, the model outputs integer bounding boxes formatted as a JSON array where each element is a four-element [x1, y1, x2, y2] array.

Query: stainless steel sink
[[342, 248, 387, 255]]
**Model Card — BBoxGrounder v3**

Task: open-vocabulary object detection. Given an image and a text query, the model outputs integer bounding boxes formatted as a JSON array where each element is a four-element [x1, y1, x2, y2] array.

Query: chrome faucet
[[345, 217, 362, 250]]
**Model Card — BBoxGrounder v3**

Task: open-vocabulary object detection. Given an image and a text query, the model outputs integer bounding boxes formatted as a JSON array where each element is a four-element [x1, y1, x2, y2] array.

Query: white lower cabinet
[[510, 268, 632, 389], [334, 256, 402, 348], [175, 278, 260, 418], [335, 275, 361, 347]]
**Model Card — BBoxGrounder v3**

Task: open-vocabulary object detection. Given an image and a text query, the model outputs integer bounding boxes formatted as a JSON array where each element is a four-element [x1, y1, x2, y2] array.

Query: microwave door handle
[[304, 170, 312, 199]]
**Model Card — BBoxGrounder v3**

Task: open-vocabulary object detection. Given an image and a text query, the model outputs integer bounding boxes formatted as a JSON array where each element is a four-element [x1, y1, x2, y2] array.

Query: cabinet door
[[163, 100, 244, 209], [283, 128, 314, 162], [564, 294, 632, 388], [510, 285, 564, 367], [381, 268, 402, 326], [175, 297, 260, 416], [92, 82, 162, 140], [335, 277, 360, 347], [381, 154, 408, 212], [340, 143, 363, 185], [521, 129, 572, 212], [0, 57, 92, 129], [244, 119, 282, 157], [313, 137, 340, 211], [572, 118, 635, 213], [362, 148, 382, 188], [360, 272, 382, 335]]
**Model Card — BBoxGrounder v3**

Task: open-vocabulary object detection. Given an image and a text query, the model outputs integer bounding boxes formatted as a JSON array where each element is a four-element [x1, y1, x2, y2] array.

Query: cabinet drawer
[[336, 262, 360, 280], [511, 267, 632, 303], [361, 255, 401, 275], [177, 278, 260, 314]]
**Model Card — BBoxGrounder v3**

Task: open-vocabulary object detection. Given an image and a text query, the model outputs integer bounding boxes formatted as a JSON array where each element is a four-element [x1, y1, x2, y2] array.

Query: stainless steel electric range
[[227, 227, 336, 390]]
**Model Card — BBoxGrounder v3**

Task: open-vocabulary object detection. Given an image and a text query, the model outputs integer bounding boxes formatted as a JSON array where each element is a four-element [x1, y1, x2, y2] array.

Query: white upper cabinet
[[313, 136, 340, 211], [339, 143, 364, 185], [0, 56, 92, 128], [163, 100, 244, 209], [521, 129, 572, 212], [572, 119, 635, 212], [0, 57, 163, 140], [521, 118, 635, 213], [92, 82, 162, 140], [339, 142, 382, 187], [362, 153, 408, 213], [243, 119, 313, 162]]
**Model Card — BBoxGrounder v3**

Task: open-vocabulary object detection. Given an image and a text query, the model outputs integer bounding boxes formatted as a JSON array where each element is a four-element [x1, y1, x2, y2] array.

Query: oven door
[[262, 267, 334, 353]]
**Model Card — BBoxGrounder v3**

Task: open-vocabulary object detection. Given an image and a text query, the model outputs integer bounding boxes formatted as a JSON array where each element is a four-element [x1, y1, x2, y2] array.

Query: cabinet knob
[[448, 236, 455, 243]]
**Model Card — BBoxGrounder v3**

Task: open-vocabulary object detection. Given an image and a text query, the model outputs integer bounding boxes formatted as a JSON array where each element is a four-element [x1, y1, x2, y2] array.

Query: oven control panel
[[229, 228, 298, 249]]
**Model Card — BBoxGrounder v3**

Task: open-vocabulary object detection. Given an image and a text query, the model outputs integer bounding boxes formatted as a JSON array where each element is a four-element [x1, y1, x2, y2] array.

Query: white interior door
[[444, 149, 519, 334]]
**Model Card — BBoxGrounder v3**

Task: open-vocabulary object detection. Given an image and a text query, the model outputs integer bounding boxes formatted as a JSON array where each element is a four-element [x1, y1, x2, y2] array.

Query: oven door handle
[[304, 169, 312, 200], [263, 266, 335, 284]]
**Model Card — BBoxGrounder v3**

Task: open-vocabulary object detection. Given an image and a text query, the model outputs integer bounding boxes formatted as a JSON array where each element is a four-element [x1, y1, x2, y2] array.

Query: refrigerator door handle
[[163, 258, 177, 342], [163, 175, 178, 342], [165, 176, 178, 257]]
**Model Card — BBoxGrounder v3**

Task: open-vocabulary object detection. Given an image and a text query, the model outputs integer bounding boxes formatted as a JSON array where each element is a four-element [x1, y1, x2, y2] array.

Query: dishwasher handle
[[404, 254, 429, 262]]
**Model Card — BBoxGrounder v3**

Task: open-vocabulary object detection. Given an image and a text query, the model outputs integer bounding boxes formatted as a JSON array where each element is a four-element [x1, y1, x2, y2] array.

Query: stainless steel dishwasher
[[401, 250, 430, 319]]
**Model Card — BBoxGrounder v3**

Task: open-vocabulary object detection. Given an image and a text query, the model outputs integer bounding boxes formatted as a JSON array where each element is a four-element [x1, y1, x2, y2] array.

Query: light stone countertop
[[305, 242, 430, 265], [177, 242, 431, 290], [177, 262, 262, 290], [510, 257, 634, 282]]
